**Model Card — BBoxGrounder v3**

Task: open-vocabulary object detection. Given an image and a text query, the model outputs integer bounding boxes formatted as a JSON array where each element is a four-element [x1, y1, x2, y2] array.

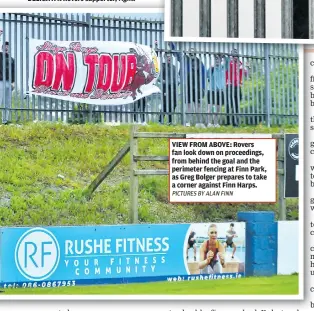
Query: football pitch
[[2, 275, 298, 295]]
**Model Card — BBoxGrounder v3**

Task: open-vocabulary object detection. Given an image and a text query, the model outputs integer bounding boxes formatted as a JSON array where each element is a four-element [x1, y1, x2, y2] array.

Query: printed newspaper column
[[305, 45, 314, 304], [169, 138, 277, 203]]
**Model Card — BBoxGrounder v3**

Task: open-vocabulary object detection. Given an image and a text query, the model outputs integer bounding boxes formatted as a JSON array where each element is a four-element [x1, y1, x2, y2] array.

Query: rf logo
[[15, 228, 60, 281]]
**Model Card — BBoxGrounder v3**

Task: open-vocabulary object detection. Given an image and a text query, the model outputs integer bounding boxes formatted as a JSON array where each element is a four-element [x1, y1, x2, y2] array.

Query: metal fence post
[[171, 0, 183, 37], [227, 0, 238, 38], [1, 14, 6, 124], [179, 43, 186, 126], [278, 133, 286, 220], [310, 0, 314, 39], [86, 13, 93, 124], [129, 125, 139, 224], [199, 0, 211, 37], [254, 0, 265, 38], [281, 0, 293, 38], [264, 43, 271, 127]]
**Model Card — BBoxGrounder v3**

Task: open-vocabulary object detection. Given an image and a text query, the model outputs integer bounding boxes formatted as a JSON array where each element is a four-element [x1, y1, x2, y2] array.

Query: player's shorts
[[188, 240, 196, 248], [225, 240, 234, 248]]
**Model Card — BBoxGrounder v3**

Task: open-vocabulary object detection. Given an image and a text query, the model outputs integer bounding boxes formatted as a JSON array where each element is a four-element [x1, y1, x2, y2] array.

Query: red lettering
[[51, 52, 76, 92], [70, 93, 89, 99], [123, 55, 137, 89], [37, 41, 67, 54], [69, 42, 82, 52], [111, 54, 127, 93], [83, 54, 99, 93], [33, 86, 48, 93], [82, 47, 98, 55], [96, 54, 112, 92], [33, 51, 54, 88]]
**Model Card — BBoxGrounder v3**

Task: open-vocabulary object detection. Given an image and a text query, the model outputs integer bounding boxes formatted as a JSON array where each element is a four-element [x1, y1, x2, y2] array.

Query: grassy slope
[[0, 122, 299, 226], [2, 275, 298, 295]]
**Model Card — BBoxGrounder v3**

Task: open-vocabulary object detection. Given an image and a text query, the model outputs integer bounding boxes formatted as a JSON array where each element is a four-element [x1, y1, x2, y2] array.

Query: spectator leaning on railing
[[171, 43, 206, 127], [225, 48, 249, 127], [159, 51, 179, 125], [207, 53, 227, 128], [0, 41, 15, 125]]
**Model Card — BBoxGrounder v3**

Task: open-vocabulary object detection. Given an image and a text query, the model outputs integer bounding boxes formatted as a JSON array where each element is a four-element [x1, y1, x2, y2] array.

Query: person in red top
[[225, 48, 249, 127]]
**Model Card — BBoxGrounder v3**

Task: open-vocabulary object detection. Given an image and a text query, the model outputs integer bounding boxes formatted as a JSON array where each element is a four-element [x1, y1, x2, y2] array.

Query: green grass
[[2, 275, 298, 295], [0, 121, 299, 226]]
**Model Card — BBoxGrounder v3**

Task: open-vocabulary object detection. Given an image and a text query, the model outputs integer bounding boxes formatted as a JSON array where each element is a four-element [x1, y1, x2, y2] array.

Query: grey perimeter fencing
[[173, 0, 308, 39], [172, 0, 295, 38], [0, 13, 299, 127]]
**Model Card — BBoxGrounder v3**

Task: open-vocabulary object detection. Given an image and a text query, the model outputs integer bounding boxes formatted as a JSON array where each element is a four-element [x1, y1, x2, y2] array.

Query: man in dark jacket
[[159, 52, 178, 125], [172, 44, 206, 126], [0, 41, 15, 124]]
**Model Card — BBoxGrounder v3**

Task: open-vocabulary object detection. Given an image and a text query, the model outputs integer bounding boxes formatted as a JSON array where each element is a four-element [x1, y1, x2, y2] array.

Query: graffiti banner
[[29, 39, 161, 105], [0, 222, 245, 288]]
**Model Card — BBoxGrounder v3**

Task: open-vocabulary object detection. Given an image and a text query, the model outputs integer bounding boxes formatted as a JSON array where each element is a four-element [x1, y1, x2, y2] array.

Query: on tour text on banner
[[29, 39, 160, 105]]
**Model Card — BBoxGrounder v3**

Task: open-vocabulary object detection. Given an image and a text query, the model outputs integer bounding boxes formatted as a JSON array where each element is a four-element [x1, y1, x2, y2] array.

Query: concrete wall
[[238, 211, 278, 276], [237, 212, 299, 276]]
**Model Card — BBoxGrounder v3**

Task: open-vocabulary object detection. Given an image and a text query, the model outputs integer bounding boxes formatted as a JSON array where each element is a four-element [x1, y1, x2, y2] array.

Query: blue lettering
[[25, 242, 38, 268], [41, 241, 53, 267]]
